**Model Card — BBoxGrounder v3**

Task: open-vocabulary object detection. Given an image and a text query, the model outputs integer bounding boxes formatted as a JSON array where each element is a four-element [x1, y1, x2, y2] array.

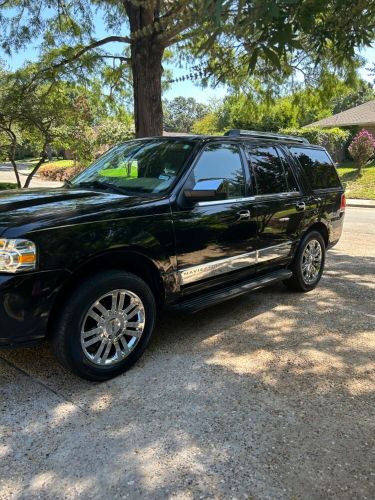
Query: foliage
[[39, 160, 76, 170], [348, 129, 375, 175], [95, 118, 134, 149], [0, 66, 64, 187], [0, 65, 116, 187], [39, 162, 85, 182], [1, 1, 374, 136], [281, 127, 350, 162], [163, 97, 209, 132], [337, 161, 375, 199], [191, 112, 221, 135], [331, 81, 375, 114], [192, 75, 373, 136], [0, 182, 17, 190]]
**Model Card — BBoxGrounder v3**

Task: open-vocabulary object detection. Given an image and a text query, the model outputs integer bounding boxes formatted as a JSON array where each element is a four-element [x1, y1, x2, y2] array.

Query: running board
[[168, 269, 293, 313]]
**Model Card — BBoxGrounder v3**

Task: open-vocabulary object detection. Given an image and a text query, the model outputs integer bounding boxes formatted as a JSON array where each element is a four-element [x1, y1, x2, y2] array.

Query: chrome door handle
[[237, 209, 251, 220], [295, 201, 306, 211]]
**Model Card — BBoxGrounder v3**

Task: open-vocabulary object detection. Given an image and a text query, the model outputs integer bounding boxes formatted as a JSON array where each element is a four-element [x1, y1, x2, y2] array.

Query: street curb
[[346, 200, 375, 209]]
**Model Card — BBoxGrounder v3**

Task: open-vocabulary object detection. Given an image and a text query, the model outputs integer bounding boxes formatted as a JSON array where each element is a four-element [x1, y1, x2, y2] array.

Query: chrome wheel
[[301, 239, 322, 285], [80, 289, 146, 366]]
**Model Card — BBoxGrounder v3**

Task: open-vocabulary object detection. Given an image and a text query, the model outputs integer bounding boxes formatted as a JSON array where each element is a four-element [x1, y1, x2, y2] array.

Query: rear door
[[246, 143, 307, 267]]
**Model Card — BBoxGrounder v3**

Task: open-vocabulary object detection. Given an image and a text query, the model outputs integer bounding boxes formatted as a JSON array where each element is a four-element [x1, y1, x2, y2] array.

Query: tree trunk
[[125, 2, 165, 138], [10, 158, 21, 189], [24, 151, 47, 188], [9, 142, 21, 189], [131, 41, 164, 138]]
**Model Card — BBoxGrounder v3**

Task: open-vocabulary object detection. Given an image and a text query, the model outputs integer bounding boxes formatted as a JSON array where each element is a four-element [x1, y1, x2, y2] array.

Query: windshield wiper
[[75, 180, 128, 195]]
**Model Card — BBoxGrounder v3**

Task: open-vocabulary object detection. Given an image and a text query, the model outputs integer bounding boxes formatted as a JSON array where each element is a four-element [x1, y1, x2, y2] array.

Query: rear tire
[[283, 231, 326, 292], [50, 271, 156, 381]]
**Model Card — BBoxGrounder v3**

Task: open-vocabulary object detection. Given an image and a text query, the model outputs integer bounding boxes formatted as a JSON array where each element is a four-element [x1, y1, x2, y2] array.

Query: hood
[[0, 187, 162, 237]]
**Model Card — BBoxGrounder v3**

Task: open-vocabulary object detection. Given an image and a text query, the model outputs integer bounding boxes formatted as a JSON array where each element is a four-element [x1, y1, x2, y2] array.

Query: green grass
[[100, 164, 138, 178], [40, 160, 75, 169], [16, 156, 61, 165], [0, 182, 17, 190], [337, 161, 375, 200]]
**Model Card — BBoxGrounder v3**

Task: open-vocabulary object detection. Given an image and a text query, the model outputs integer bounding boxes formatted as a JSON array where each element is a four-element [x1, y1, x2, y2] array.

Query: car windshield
[[71, 139, 194, 194]]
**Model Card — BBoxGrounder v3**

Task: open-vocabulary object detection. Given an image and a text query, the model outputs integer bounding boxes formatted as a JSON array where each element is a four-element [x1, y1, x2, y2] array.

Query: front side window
[[72, 139, 194, 194], [289, 147, 341, 190], [248, 146, 291, 195], [192, 143, 245, 198]]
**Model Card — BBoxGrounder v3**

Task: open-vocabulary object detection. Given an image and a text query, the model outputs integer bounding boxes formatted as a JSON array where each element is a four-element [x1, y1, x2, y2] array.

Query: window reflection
[[289, 147, 341, 190], [72, 139, 194, 194], [249, 146, 289, 195], [192, 143, 245, 198]]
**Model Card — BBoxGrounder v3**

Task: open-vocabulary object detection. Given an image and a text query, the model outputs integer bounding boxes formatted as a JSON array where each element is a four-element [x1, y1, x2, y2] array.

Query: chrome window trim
[[197, 196, 256, 207], [196, 192, 302, 206], [179, 242, 293, 285], [253, 191, 302, 200]]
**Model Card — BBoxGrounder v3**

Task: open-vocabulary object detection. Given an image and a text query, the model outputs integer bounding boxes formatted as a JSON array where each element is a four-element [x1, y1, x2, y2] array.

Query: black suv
[[0, 130, 345, 380]]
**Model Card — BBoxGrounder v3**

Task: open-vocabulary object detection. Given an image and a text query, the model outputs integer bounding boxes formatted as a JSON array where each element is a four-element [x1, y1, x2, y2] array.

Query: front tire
[[51, 271, 156, 381], [283, 231, 326, 292]]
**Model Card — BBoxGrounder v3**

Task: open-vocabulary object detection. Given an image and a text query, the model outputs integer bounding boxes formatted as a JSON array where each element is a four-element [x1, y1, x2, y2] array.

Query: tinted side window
[[192, 143, 245, 198], [289, 147, 341, 190], [278, 150, 299, 192], [248, 146, 288, 195]]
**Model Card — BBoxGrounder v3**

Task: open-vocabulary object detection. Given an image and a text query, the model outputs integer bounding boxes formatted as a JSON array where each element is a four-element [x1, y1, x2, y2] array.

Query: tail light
[[340, 193, 346, 213]]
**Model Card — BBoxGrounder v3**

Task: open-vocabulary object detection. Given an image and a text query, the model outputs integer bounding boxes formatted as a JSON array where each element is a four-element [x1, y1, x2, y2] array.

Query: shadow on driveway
[[0, 245, 374, 499]]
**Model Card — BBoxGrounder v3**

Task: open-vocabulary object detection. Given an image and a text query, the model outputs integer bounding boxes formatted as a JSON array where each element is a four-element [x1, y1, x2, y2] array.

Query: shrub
[[280, 127, 350, 162], [95, 119, 134, 148], [348, 129, 375, 175], [0, 182, 17, 190], [191, 113, 221, 135], [39, 161, 86, 181]]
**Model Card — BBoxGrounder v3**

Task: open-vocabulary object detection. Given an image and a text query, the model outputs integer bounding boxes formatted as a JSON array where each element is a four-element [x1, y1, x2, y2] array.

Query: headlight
[[0, 239, 37, 273]]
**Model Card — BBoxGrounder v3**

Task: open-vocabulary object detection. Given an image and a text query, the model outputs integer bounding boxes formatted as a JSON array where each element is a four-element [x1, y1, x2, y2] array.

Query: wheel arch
[[304, 221, 329, 247], [46, 248, 165, 337]]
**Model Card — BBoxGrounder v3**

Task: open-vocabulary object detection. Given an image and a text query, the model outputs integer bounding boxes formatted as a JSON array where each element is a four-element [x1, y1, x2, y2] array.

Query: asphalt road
[[1, 207, 374, 499], [0, 163, 62, 188]]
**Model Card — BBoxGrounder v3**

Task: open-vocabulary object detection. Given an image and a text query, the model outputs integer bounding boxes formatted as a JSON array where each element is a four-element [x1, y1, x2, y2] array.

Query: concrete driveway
[[0, 207, 374, 499]]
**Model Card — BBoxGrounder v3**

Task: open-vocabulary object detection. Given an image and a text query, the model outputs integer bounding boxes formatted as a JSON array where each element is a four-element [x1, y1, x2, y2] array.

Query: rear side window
[[248, 145, 298, 195], [289, 147, 341, 190]]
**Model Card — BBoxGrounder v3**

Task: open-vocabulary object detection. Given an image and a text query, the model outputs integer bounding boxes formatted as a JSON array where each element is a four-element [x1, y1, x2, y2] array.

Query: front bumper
[[0, 270, 70, 348]]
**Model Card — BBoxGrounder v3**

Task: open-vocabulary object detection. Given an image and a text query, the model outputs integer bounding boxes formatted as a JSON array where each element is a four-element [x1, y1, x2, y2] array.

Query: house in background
[[307, 99, 375, 136]]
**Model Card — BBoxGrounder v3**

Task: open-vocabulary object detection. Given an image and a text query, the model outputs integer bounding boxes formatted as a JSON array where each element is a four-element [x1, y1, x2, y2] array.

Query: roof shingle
[[307, 100, 375, 128]]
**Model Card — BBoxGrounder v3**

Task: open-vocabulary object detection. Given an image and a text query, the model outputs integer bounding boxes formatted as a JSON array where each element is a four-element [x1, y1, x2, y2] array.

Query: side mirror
[[184, 179, 228, 203]]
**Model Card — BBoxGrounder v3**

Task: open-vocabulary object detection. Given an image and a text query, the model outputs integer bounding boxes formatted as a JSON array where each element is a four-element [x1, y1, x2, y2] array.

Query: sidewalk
[[346, 198, 375, 208]]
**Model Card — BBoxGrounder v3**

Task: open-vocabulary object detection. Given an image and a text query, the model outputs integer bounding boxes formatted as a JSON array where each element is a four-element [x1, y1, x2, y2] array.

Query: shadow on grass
[[339, 168, 361, 185]]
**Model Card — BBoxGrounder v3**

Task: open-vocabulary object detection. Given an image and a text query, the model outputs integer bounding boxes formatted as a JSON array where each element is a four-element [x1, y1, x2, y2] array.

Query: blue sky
[[1, 7, 373, 104]]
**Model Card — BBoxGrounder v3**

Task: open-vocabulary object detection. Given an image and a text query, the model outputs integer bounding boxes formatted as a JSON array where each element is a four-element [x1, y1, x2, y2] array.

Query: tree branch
[[100, 55, 131, 63], [49, 36, 132, 71]]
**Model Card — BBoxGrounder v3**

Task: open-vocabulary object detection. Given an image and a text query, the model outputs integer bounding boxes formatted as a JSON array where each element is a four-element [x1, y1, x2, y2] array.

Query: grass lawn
[[100, 165, 138, 178], [39, 159, 76, 169], [0, 182, 17, 190], [337, 161, 375, 200]]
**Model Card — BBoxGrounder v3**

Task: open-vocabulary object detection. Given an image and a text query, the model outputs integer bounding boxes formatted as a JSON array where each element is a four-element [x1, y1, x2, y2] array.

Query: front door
[[172, 142, 258, 290], [245, 143, 306, 268]]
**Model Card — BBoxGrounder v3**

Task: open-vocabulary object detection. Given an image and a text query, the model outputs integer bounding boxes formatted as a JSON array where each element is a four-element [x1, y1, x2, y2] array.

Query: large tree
[[1, 1, 374, 137], [163, 97, 209, 132], [0, 67, 112, 187]]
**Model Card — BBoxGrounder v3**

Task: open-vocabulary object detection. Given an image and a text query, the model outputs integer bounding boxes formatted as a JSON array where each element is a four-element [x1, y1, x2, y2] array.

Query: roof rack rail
[[223, 129, 309, 144]]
